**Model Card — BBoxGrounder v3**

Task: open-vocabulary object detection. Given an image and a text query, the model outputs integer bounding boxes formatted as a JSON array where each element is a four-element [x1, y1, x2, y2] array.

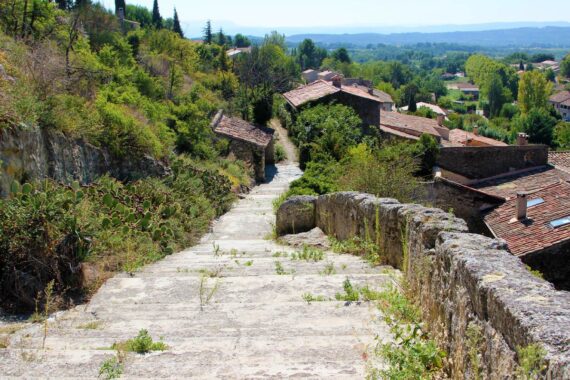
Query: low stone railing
[[276, 192, 570, 379]]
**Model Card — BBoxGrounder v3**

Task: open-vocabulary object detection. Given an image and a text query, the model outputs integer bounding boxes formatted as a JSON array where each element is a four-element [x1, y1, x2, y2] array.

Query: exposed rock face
[[276, 191, 570, 379], [276, 195, 316, 235], [0, 125, 170, 196], [279, 227, 331, 250]]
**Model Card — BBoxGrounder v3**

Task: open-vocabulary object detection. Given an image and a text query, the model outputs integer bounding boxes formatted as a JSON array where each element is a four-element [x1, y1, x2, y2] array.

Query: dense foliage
[[0, 1, 298, 313], [277, 104, 436, 206], [0, 157, 246, 312]]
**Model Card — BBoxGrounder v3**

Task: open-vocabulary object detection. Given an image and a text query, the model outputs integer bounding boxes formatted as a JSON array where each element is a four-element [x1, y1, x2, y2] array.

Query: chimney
[[473, 126, 479, 136], [436, 114, 445, 126], [368, 87, 374, 95], [516, 192, 528, 221], [332, 75, 342, 88], [517, 133, 529, 146]]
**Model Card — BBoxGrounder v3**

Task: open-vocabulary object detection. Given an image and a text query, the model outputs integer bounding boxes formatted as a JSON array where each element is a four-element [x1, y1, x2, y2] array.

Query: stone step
[[0, 163, 393, 378], [1, 339, 374, 379], [87, 274, 393, 306]]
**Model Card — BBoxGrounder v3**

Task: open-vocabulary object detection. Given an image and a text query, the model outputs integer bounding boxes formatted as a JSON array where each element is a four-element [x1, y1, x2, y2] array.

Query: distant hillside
[[286, 27, 570, 47]]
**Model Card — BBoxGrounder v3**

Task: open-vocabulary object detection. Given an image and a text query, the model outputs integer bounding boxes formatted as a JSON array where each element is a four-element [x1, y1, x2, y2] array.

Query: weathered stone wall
[[0, 125, 170, 196], [227, 139, 266, 182], [277, 193, 570, 379], [523, 240, 570, 291], [336, 92, 381, 127], [423, 177, 503, 234], [437, 145, 549, 180]]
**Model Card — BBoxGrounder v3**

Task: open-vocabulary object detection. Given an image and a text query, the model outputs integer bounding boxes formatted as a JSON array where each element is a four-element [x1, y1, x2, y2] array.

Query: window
[[527, 198, 545, 208], [550, 217, 570, 229]]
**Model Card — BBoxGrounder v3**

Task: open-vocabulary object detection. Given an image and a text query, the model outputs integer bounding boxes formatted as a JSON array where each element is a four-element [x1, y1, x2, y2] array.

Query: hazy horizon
[[94, 0, 570, 37]]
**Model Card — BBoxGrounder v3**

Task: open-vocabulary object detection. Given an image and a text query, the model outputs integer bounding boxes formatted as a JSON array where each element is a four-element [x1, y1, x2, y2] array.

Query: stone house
[[282, 77, 383, 127], [379, 111, 506, 148], [549, 91, 570, 121], [428, 143, 570, 289], [211, 111, 275, 183]]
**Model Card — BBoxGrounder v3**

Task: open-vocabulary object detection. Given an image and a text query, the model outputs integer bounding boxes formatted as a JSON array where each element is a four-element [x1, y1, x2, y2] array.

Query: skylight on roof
[[550, 217, 570, 229], [527, 198, 545, 208]]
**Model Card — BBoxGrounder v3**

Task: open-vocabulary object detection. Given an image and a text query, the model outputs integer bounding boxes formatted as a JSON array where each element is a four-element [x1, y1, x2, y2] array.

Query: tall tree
[[332, 48, 351, 64], [518, 71, 553, 114], [114, 0, 126, 15], [516, 107, 556, 146], [203, 20, 212, 44], [216, 28, 226, 46], [151, 0, 162, 29], [485, 73, 507, 118], [172, 7, 183, 37], [55, 0, 68, 10], [234, 33, 251, 48], [561, 55, 570, 78]]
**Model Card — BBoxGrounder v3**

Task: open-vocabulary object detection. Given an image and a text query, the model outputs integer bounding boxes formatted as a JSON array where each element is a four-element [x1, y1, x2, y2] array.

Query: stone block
[[276, 195, 317, 235]]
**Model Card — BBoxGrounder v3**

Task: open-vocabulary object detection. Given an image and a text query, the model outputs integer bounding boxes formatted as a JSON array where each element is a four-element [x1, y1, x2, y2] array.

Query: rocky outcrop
[[0, 125, 170, 196], [276, 191, 570, 379], [275, 195, 316, 235], [279, 227, 331, 250]]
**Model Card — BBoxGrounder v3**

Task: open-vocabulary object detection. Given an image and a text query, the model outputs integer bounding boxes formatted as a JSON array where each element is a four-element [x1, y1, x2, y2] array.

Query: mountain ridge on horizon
[[182, 21, 570, 39]]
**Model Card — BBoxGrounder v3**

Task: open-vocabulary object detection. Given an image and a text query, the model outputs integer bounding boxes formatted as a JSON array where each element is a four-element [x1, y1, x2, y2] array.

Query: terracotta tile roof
[[372, 89, 394, 103], [549, 91, 570, 104], [343, 84, 394, 103], [214, 115, 274, 148], [337, 83, 384, 103], [379, 125, 420, 141], [282, 80, 384, 108], [549, 151, 570, 173], [380, 111, 442, 139], [484, 182, 570, 256], [471, 166, 570, 200], [282, 80, 340, 108], [448, 129, 508, 147]]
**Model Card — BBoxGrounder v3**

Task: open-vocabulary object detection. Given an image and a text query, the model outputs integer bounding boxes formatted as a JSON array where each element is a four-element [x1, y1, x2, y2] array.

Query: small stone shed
[[211, 111, 275, 182]]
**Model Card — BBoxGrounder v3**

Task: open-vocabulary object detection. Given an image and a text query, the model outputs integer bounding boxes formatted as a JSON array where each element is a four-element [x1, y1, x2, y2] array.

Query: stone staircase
[[1, 164, 395, 379]]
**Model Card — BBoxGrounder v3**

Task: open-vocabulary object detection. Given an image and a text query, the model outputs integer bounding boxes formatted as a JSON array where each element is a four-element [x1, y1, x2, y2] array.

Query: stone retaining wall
[[277, 192, 570, 379], [0, 125, 170, 196]]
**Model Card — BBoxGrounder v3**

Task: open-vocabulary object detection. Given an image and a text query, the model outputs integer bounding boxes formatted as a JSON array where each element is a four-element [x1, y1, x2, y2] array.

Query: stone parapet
[[276, 192, 570, 378]]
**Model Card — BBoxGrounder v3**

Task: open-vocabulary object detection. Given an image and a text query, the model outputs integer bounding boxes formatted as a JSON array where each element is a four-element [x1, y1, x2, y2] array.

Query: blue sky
[[97, 0, 569, 35]]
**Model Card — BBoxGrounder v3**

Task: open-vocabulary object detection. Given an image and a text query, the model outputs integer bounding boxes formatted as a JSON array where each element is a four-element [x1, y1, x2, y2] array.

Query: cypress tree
[[55, 0, 68, 10], [152, 0, 162, 29], [114, 0, 126, 15], [172, 8, 183, 38], [203, 20, 212, 44]]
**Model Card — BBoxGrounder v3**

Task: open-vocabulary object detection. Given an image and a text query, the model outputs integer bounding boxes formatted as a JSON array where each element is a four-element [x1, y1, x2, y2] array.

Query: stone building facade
[[211, 111, 275, 183]]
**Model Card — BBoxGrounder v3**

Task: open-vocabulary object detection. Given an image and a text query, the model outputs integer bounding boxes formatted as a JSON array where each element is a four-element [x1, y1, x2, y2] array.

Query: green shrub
[[275, 143, 287, 162], [0, 156, 243, 313], [112, 329, 167, 354]]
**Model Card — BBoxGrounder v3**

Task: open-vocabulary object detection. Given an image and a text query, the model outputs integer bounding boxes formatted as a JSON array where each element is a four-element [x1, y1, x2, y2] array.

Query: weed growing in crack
[[335, 278, 360, 302], [99, 356, 123, 379], [199, 274, 221, 310], [213, 242, 221, 256], [274, 261, 295, 276], [112, 329, 167, 354], [302, 293, 328, 304], [290, 246, 325, 262], [368, 284, 445, 380], [77, 321, 103, 330], [466, 322, 484, 380], [515, 344, 547, 380], [320, 262, 336, 276]]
